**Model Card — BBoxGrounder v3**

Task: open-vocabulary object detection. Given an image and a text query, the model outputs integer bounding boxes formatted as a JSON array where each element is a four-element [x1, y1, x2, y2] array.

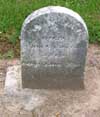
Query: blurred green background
[[0, 0, 100, 58]]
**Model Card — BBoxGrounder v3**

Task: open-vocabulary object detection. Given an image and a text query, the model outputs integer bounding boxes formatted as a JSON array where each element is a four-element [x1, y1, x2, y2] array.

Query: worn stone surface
[[21, 6, 88, 88], [5, 66, 48, 111]]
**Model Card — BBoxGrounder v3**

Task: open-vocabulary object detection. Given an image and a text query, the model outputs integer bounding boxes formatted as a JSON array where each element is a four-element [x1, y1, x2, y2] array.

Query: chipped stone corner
[[4, 65, 49, 111], [4, 65, 22, 95]]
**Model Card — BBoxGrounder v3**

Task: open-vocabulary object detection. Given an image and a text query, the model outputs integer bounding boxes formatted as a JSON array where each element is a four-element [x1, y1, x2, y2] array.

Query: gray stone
[[21, 6, 88, 89], [4, 65, 48, 111]]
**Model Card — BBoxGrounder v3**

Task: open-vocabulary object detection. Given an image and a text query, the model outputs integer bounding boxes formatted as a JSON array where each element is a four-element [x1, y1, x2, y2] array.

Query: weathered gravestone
[[21, 6, 88, 89]]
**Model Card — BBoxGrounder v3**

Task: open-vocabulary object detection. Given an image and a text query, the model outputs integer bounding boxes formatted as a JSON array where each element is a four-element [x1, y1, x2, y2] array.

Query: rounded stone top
[[21, 6, 89, 89], [21, 6, 88, 37], [21, 6, 89, 63]]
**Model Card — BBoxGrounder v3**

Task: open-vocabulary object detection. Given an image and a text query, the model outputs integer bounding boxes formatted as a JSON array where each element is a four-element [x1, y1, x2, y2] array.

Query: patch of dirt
[[0, 33, 20, 58]]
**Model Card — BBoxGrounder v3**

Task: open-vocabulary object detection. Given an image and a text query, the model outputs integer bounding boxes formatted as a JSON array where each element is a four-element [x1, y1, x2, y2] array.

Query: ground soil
[[0, 33, 20, 58], [0, 44, 100, 117]]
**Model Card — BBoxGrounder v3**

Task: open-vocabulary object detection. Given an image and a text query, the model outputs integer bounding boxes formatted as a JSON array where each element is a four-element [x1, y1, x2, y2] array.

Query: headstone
[[21, 6, 88, 89]]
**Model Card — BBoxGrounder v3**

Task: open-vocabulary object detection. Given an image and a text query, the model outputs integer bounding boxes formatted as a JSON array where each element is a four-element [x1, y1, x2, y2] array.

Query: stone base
[[4, 65, 48, 111], [4, 65, 100, 117], [4, 65, 84, 112]]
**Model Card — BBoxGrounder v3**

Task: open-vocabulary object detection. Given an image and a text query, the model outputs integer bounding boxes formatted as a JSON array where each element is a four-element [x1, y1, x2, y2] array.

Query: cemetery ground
[[0, 0, 100, 117], [0, 44, 100, 116]]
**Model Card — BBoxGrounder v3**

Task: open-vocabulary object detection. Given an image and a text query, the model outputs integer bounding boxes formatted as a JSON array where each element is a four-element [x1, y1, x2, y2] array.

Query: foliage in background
[[0, 0, 100, 44]]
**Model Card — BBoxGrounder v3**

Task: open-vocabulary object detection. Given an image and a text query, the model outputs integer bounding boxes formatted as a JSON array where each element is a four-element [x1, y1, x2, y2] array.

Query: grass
[[0, 0, 100, 58]]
